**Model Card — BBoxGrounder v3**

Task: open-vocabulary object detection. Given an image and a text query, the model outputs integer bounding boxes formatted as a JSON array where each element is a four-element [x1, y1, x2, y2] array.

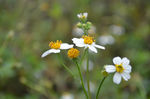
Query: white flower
[[105, 57, 132, 84], [77, 12, 88, 19], [60, 93, 74, 99], [98, 35, 115, 45], [41, 40, 73, 58], [72, 35, 105, 53]]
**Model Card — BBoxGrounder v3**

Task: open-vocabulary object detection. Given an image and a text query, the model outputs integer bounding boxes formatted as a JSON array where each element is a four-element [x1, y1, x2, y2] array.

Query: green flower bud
[[76, 22, 82, 28], [87, 21, 92, 26], [82, 23, 86, 27], [102, 70, 109, 77]]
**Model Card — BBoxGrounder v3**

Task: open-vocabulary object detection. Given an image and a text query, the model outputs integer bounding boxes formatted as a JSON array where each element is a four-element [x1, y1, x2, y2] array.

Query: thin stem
[[83, 29, 88, 35], [86, 49, 91, 99], [80, 48, 88, 66], [57, 54, 76, 79], [96, 77, 106, 99], [74, 59, 88, 99]]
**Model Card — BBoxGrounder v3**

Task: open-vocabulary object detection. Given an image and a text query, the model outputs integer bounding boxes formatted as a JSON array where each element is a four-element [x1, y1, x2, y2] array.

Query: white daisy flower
[[77, 12, 88, 19], [105, 56, 132, 84], [41, 40, 73, 58], [72, 35, 105, 53]]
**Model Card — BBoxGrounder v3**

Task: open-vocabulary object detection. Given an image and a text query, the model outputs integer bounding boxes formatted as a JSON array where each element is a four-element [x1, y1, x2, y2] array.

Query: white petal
[[60, 43, 73, 49], [88, 45, 97, 53], [121, 72, 131, 81], [122, 57, 130, 66], [113, 72, 122, 84], [72, 38, 84, 44], [124, 65, 132, 73], [76, 43, 86, 47], [41, 49, 60, 58], [93, 43, 105, 50], [72, 38, 85, 47], [77, 13, 81, 18], [105, 65, 116, 73], [83, 12, 88, 18], [113, 56, 122, 65]]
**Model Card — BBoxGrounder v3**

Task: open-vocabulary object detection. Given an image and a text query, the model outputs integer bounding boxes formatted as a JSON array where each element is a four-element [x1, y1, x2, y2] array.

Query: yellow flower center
[[115, 64, 124, 73], [68, 48, 80, 58], [49, 40, 62, 49], [81, 15, 86, 19], [82, 35, 95, 45]]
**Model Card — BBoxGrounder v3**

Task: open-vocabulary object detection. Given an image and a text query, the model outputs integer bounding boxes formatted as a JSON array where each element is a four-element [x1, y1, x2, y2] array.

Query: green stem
[[57, 54, 76, 79], [96, 77, 106, 99], [80, 48, 87, 66], [86, 49, 91, 99], [74, 59, 88, 99]]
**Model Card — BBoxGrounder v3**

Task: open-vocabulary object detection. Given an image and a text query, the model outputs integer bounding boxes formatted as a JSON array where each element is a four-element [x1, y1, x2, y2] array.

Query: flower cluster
[[41, 12, 132, 98], [41, 12, 105, 58]]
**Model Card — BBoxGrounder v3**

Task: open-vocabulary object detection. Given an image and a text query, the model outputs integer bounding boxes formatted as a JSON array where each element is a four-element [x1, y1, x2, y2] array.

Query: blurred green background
[[0, 0, 150, 99]]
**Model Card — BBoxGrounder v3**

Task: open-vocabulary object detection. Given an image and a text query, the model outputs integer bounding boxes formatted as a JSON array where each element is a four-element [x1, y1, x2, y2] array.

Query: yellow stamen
[[82, 35, 95, 45], [68, 48, 80, 58], [49, 40, 62, 49], [81, 15, 86, 19], [115, 64, 124, 73]]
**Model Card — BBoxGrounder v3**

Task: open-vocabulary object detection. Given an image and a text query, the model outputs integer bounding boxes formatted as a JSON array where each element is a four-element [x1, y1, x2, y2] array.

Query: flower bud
[[102, 70, 109, 77], [68, 48, 80, 59], [76, 22, 82, 28], [87, 21, 92, 26]]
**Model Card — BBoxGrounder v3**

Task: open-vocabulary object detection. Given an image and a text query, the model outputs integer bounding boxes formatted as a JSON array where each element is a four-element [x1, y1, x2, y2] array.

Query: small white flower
[[105, 56, 132, 84], [60, 93, 74, 99], [77, 12, 88, 19], [41, 40, 73, 58], [98, 35, 115, 45], [72, 35, 105, 53]]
